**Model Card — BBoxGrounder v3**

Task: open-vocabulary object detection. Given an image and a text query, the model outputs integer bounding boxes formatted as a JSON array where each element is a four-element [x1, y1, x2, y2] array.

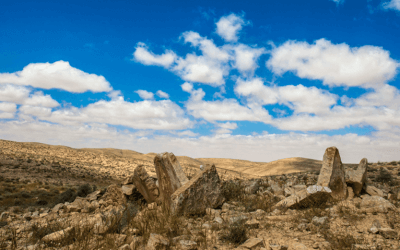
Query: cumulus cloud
[[19, 105, 52, 117], [0, 102, 17, 113], [182, 83, 271, 122], [156, 90, 169, 99], [133, 42, 177, 68], [0, 84, 59, 107], [383, 0, 400, 11], [267, 39, 399, 88], [235, 78, 338, 114], [135, 90, 154, 100], [42, 98, 192, 130], [215, 13, 247, 42], [0, 61, 112, 93], [214, 122, 238, 134]]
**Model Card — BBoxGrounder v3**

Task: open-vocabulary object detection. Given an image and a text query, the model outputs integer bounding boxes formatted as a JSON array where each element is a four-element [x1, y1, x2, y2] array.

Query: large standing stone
[[154, 152, 188, 207], [132, 165, 159, 203], [170, 164, 225, 215], [273, 185, 332, 210], [317, 147, 347, 201], [345, 158, 368, 196]]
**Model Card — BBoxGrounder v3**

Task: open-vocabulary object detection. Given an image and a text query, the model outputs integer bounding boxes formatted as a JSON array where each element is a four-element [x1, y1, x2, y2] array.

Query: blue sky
[[1, 0, 400, 163]]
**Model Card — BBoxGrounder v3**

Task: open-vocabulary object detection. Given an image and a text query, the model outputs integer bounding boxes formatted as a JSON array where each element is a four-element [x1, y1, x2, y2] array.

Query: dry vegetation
[[1, 139, 400, 249]]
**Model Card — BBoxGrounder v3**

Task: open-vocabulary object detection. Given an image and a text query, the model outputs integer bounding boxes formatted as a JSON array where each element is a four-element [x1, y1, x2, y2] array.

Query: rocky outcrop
[[154, 152, 188, 207], [316, 147, 347, 201], [132, 165, 159, 203], [360, 196, 395, 213], [171, 165, 225, 215], [345, 158, 368, 196], [146, 233, 170, 250], [273, 185, 332, 209], [101, 184, 127, 206]]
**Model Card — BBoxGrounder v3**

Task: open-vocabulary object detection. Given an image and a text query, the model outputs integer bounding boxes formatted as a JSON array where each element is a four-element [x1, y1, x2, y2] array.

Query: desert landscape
[[1, 139, 400, 250]]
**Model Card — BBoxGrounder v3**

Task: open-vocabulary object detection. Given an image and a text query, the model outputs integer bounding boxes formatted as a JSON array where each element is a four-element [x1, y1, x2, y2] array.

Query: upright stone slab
[[132, 165, 159, 203], [170, 164, 225, 215], [154, 152, 189, 207], [317, 147, 347, 201], [345, 158, 368, 196]]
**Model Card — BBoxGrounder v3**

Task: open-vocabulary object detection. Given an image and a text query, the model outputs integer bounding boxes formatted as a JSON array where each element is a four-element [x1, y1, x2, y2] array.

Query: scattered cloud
[[156, 90, 169, 99], [0, 84, 59, 107], [383, 0, 400, 11], [267, 39, 399, 89], [0, 61, 112, 93], [133, 42, 176, 68], [215, 13, 247, 42], [0, 102, 17, 113], [135, 90, 154, 99]]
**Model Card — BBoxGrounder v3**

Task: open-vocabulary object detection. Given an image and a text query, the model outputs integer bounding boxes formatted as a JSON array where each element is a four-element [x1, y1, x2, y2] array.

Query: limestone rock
[[123, 175, 134, 185], [365, 185, 384, 197], [239, 238, 264, 249], [312, 216, 328, 226], [290, 242, 309, 250], [121, 184, 136, 196], [345, 158, 368, 196], [101, 184, 127, 206], [42, 227, 74, 243], [133, 165, 159, 203], [178, 240, 197, 250], [87, 190, 101, 201], [154, 152, 188, 207], [378, 228, 398, 239], [360, 196, 395, 213], [346, 186, 354, 200], [273, 185, 332, 209], [171, 164, 225, 215], [316, 146, 347, 201], [146, 233, 169, 250]]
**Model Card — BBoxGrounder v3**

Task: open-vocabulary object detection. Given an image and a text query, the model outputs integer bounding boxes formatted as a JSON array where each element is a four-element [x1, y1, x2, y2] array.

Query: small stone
[[119, 244, 130, 250], [379, 228, 398, 239], [291, 242, 308, 250], [312, 216, 328, 226], [239, 238, 264, 249], [245, 219, 260, 229], [121, 184, 136, 196], [146, 233, 169, 250], [365, 186, 384, 197], [179, 240, 197, 250]]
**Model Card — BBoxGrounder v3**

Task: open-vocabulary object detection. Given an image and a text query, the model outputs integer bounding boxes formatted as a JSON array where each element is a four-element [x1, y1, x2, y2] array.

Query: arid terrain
[[1, 139, 400, 249]]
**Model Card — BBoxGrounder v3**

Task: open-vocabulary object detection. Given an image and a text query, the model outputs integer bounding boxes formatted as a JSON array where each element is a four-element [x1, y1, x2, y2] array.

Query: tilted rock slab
[[154, 152, 188, 207], [170, 164, 225, 215], [345, 158, 368, 196], [132, 165, 159, 203], [317, 146, 347, 201], [273, 185, 332, 209]]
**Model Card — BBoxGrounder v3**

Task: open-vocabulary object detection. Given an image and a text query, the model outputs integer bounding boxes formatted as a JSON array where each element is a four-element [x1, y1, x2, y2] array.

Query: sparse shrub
[[376, 168, 394, 185], [322, 230, 362, 249], [76, 183, 92, 198], [220, 221, 248, 246], [54, 188, 77, 205]]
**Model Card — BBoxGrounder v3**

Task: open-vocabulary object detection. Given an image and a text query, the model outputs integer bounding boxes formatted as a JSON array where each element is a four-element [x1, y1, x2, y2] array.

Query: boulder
[[273, 185, 332, 209], [146, 233, 169, 250], [101, 184, 127, 206], [365, 185, 384, 197], [360, 196, 395, 213], [121, 184, 136, 196], [132, 165, 159, 203], [154, 152, 188, 207], [316, 147, 347, 201], [345, 158, 368, 196], [42, 227, 74, 243], [170, 165, 225, 215]]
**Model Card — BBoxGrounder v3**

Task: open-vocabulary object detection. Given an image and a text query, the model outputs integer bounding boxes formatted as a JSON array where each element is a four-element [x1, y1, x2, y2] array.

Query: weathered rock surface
[[132, 165, 159, 203], [121, 184, 136, 196], [154, 152, 188, 207], [101, 184, 126, 206], [316, 146, 347, 201], [146, 233, 169, 250], [239, 238, 264, 249], [345, 158, 368, 196], [365, 185, 384, 197], [273, 185, 332, 209], [360, 196, 395, 213], [42, 227, 74, 243], [171, 164, 225, 215]]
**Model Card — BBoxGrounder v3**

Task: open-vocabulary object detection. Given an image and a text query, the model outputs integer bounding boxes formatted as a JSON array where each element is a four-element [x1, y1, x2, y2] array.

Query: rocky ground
[[1, 139, 400, 249]]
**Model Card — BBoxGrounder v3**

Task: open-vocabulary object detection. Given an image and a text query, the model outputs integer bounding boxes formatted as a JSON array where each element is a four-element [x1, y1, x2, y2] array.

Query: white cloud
[[183, 31, 231, 61], [331, 0, 344, 4], [133, 42, 176, 68], [0, 61, 112, 93], [0, 102, 17, 113], [0, 112, 14, 119], [43, 98, 192, 130], [0, 84, 59, 107], [216, 13, 247, 42], [156, 90, 169, 99], [183, 84, 271, 122], [267, 39, 399, 88], [135, 90, 154, 99], [383, 0, 400, 11], [229, 44, 265, 76], [19, 105, 52, 117], [235, 78, 338, 114], [214, 122, 238, 134]]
